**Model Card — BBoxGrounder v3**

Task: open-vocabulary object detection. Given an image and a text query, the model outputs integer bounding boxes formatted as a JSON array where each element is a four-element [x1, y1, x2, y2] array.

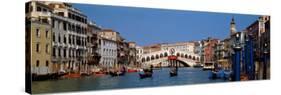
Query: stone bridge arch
[[140, 50, 200, 67]]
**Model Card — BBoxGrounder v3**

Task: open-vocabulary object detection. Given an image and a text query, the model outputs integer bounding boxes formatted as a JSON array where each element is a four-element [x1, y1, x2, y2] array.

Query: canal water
[[32, 67, 228, 94]]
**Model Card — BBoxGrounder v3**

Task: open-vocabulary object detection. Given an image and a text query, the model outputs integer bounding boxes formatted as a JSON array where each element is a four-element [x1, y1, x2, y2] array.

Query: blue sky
[[73, 3, 259, 46]]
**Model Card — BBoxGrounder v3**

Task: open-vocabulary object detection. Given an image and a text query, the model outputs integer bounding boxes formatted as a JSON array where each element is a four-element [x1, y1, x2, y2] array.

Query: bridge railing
[[141, 56, 197, 67]]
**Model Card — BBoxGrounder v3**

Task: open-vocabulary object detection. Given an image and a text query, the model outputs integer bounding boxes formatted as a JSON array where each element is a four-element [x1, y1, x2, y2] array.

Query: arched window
[[164, 52, 168, 57], [146, 56, 150, 61], [142, 58, 145, 62], [156, 54, 159, 59], [176, 53, 180, 56], [151, 55, 155, 60], [185, 54, 188, 58], [160, 53, 163, 58]]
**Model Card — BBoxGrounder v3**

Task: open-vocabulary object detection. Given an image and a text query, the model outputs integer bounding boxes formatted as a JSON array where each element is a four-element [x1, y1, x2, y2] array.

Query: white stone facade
[[98, 38, 118, 68]]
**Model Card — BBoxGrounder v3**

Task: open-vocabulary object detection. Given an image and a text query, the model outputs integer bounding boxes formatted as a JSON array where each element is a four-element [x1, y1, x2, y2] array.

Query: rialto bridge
[[139, 49, 200, 67]]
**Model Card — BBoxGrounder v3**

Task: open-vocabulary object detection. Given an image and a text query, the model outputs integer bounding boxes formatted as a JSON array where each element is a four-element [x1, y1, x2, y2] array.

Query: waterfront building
[[98, 38, 118, 68], [218, 17, 239, 70], [86, 21, 102, 72], [118, 41, 129, 66], [98, 30, 119, 68], [200, 37, 219, 70], [202, 37, 219, 64], [128, 42, 137, 67], [214, 40, 230, 69], [41, 2, 88, 73], [261, 20, 270, 79], [136, 46, 144, 66], [26, 1, 54, 75], [245, 16, 270, 79], [27, 1, 98, 76], [194, 41, 204, 64]]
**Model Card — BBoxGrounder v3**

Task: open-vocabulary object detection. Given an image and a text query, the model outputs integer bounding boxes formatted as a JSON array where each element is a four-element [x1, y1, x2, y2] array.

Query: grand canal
[[32, 67, 228, 93]]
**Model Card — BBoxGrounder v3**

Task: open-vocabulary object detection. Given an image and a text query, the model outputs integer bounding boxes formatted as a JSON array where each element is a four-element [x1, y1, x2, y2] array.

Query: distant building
[[128, 42, 137, 67], [202, 37, 219, 64], [161, 42, 195, 54], [194, 41, 204, 64], [98, 29, 130, 67], [230, 17, 237, 35], [142, 44, 162, 54], [136, 46, 144, 65], [214, 39, 231, 69], [98, 37, 117, 68]]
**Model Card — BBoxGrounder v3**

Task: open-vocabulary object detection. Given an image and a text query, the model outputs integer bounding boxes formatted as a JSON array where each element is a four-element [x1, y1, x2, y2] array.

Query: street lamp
[[263, 43, 269, 79], [232, 33, 242, 81]]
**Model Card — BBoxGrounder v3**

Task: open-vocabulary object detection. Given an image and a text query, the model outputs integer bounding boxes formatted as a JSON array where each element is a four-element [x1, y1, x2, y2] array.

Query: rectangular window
[[46, 44, 49, 53], [68, 13, 72, 19], [72, 36, 75, 45], [36, 28, 40, 37], [64, 49, 66, 58], [58, 49, 61, 57], [53, 34, 55, 42], [52, 19, 55, 28], [68, 23, 71, 31], [63, 22, 67, 31], [36, 6, 41, 12], [42, 8, 47, 12], [42, 18, 48, 24], [58, 12, 64, 16], [58, 35, 61, 43], [45, 30, 49, 38], [52, 47, 56, 57], [64, 36, 67, 44], [69, 36, 72, 44], [36, 60, 40, 67], [46, 61, 49, 67], [36, 43, 40, 52], [69, 49, 72, 57], [72, 25, 75, 32]]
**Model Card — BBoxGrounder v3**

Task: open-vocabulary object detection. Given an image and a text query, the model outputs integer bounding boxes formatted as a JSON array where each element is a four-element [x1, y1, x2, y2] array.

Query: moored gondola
[[139, 72, 152, 79], [109, 71, 126, 77], [139, 67, 153, 79], [170, 71, 178, 77]]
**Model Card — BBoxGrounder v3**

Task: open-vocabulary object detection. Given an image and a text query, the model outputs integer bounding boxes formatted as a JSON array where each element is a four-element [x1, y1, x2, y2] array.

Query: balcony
[[27, 12, 51, 18]]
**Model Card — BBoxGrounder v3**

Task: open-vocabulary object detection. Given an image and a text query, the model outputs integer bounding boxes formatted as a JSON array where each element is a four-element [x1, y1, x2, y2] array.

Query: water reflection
[[32, 67, 227, 93]]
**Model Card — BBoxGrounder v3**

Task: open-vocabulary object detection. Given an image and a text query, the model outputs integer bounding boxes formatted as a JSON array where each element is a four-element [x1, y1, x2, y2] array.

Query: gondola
[[109, 71, 125, 77], [169, 71, 178, 77], [139, 72, 152, 79], [80, 72, 91, 77], [169, 67, 178, 77], [139, 65, 154, 79]]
